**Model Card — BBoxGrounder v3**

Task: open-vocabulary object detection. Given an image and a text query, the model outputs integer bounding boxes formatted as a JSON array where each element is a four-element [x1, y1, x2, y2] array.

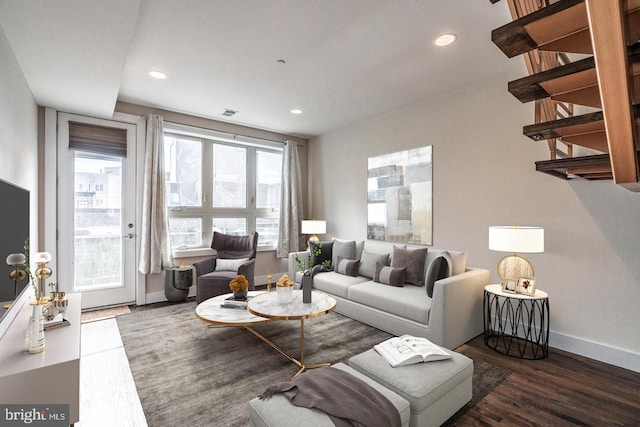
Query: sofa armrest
[[426, 267, 490, 350], [288, 251, 310, 283], [193, 258, 216, 278]]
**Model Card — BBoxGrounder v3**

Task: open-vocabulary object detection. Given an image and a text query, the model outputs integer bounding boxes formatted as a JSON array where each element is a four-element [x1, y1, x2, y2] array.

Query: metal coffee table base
[[244, 318, 330, 379]]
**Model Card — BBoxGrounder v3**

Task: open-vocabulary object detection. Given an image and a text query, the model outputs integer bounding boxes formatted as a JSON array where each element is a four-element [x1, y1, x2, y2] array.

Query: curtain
[[139, 114, 173, 273], [277, 140, 303, 258]]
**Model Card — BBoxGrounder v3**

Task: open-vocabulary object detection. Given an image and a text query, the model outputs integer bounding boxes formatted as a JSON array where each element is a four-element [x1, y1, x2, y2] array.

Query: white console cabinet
[[0, 293, 81, 425]]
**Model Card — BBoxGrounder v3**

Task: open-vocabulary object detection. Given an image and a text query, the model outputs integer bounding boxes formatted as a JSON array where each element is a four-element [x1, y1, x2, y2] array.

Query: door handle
[[123, 233, 135, 239]]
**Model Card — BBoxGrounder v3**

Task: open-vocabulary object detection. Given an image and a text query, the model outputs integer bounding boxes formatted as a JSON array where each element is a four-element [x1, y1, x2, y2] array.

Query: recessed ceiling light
[[434, 33, 457, 47], [290, 109, 303, 115], [149, 70, 167, 79]]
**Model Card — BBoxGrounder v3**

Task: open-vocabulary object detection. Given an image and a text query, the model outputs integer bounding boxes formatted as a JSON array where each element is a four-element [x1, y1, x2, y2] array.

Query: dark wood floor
[[453, 335, 640, 426]]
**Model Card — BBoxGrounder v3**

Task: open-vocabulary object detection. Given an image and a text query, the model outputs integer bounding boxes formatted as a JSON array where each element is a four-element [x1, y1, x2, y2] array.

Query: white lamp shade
[[6, 253, 26, 266], [301, 220, 326, 235], [33, 251, 52, 264], [489, 226, 544, 253]]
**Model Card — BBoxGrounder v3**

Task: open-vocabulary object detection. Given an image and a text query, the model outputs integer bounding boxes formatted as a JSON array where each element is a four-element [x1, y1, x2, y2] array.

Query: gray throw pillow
[[391, 246, 428, 286], [358, 251, 390, 279], [425, 255, 450, 297], [332, 239, 357, 266], [309, 240, 334, 267], [373, 262, 406, 287], [334, 256, 360, 277]]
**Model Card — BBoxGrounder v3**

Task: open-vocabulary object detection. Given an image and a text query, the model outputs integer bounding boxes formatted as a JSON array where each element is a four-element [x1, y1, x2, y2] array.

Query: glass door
[[57, 113, 137, 309]]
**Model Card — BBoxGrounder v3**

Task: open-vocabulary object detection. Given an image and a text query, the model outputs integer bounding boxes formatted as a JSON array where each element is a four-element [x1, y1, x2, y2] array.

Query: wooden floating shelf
[[492, 0, 640, 58], [508, 43, 640, 107]]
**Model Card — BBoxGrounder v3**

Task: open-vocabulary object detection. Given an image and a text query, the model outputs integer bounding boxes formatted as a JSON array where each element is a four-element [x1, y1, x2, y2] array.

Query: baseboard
[[549, 331, 640, 373], [143, 273, 286, 305]]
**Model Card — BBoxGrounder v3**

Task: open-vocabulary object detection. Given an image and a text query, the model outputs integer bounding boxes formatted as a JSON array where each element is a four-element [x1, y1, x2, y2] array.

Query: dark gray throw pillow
[[358, 251, 390, 279], [309, 240, 334, 267], [334, 256, 360, 277], [373, 262, 406, 287], [391, 246, 428, 286], [425, 255, 450, 298]]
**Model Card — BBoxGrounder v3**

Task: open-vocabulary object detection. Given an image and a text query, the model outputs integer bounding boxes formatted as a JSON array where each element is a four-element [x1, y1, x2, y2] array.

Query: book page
[[399, 335, 451, 362]]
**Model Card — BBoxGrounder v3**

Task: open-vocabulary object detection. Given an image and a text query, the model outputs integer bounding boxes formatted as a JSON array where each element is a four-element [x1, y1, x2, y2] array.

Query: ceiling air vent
[[222, 109, 238, 117]]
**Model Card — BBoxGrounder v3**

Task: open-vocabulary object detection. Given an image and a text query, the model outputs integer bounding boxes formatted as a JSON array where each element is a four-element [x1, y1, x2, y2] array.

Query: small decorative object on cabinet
[[4, 253, 27, 309], [26, 303, 45, 354]]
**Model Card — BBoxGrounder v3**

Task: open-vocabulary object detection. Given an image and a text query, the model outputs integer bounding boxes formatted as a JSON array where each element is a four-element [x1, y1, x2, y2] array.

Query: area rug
[[116, 301, 509, 426]]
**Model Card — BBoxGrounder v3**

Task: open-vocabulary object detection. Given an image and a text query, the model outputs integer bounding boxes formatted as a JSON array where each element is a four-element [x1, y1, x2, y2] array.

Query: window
[[164, 128, 283, 250]]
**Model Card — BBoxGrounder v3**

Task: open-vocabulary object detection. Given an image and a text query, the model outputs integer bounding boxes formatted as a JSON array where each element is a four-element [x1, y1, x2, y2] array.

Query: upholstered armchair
[[193, 231, 258, 303]]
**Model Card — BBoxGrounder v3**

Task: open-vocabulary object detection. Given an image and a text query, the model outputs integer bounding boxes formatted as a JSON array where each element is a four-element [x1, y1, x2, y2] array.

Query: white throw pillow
[[215, 258, 250, 272]]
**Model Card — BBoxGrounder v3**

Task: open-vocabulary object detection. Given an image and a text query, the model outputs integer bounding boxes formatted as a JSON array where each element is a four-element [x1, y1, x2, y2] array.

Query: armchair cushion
[[391, 246, 427, 286], [358, 251, 390, 279], [334, 256, 360, 277], [373, 263, 406, 287], [215, 258, 250, 272]]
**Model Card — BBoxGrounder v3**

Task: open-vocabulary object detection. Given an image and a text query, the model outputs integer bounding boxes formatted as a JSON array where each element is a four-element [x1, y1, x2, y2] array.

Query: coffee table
[[248, 289, 337, 378], [195, 289, 336, 378]]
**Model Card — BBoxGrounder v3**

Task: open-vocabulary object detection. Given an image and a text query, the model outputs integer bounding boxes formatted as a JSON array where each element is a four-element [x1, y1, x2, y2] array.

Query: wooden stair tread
[[535, 154, 617, 180], [492, 0, 640, 58], [523, 105, 640, 153], [508, 43, 640, 107]]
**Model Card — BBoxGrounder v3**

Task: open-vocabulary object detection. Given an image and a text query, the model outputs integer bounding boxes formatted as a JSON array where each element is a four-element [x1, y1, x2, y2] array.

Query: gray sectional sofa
[[288, 240, 490, 350]]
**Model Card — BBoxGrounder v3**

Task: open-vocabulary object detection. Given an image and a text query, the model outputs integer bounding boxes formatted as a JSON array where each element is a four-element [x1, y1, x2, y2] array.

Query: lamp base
[[496, 254, 535, 280]]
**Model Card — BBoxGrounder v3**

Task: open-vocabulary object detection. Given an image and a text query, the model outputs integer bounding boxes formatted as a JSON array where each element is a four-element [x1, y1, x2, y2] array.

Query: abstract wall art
[[367, 146, 432, 245]]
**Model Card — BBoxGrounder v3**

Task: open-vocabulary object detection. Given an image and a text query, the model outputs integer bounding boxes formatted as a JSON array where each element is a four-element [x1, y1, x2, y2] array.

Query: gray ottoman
[[348, 349, 473, 427], [249, 363, 411, 427]]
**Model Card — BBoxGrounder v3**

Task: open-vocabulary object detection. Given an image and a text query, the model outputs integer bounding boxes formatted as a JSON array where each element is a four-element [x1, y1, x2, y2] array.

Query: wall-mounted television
[[0, 178, 30, 324]]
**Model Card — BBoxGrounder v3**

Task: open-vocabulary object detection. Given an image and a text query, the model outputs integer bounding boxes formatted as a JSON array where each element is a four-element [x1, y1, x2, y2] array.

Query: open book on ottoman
[[374, 335, 452, 367]]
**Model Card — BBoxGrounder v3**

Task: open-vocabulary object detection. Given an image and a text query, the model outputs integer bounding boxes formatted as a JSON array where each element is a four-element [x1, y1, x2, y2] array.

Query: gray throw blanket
[[259, 366, 401, 427]]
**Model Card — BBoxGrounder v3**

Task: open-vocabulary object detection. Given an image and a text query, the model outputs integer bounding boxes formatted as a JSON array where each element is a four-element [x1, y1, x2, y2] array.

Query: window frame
[[163, 124, 283, 253]]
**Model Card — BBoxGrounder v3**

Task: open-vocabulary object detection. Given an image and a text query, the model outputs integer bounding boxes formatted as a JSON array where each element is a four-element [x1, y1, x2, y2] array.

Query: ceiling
[[0, 0, 521, 138]]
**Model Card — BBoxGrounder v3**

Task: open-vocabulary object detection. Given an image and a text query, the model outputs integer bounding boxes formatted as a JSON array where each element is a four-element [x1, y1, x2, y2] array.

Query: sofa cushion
[[312, 271, 370, 299], [425, 255, 450, 298], [309, 240, 333, 267], [391, 246, 428, 286], [348, 281, 430, 324], [331, 239, 357, 266], [373, 263, 406, 287], [334, 256, 360, 277], [358, 251, 390, 279]]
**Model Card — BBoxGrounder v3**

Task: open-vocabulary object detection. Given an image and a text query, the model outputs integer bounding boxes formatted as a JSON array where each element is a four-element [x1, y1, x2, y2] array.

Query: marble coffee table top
[[195, 291, 271, 326], [247, 290, 336, 320]]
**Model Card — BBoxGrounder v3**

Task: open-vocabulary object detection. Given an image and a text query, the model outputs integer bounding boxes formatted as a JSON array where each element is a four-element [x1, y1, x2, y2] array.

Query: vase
[[26, 303, 45, 354], [233, 289, 248, 300], [302, 275, 312, 303], [276, 284, 293, 304]]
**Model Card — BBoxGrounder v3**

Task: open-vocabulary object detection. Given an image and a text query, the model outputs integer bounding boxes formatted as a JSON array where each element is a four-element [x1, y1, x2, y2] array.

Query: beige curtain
[[139, 114, 173, 273], [277, 141, 303, 258]]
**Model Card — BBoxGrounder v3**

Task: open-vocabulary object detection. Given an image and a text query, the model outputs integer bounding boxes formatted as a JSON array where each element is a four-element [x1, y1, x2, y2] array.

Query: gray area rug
[[117, 301, 509, 426]]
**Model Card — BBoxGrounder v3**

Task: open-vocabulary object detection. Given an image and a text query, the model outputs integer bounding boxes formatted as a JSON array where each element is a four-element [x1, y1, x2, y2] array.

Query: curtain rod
[[159, 119, 291, 145]]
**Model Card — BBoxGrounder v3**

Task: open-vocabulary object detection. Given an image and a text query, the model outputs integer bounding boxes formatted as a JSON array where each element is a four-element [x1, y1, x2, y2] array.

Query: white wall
[[310, 71, 640, 372], [0, 26, 38, 243]]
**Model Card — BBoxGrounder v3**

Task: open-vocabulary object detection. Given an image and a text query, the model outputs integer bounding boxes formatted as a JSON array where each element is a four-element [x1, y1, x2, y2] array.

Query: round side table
[[483, 284, 549, 359], [164, 266, 194, 302]]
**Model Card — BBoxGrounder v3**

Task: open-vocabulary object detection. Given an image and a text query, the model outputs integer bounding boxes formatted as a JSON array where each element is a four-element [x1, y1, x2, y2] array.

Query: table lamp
[[489, 226, 544, 280], [33, 251, 52, 303], [301, 220, 326, 242]]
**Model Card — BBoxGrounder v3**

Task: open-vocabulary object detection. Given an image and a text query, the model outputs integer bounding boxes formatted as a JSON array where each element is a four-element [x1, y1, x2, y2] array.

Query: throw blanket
[[259, 366, 401, 427]]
